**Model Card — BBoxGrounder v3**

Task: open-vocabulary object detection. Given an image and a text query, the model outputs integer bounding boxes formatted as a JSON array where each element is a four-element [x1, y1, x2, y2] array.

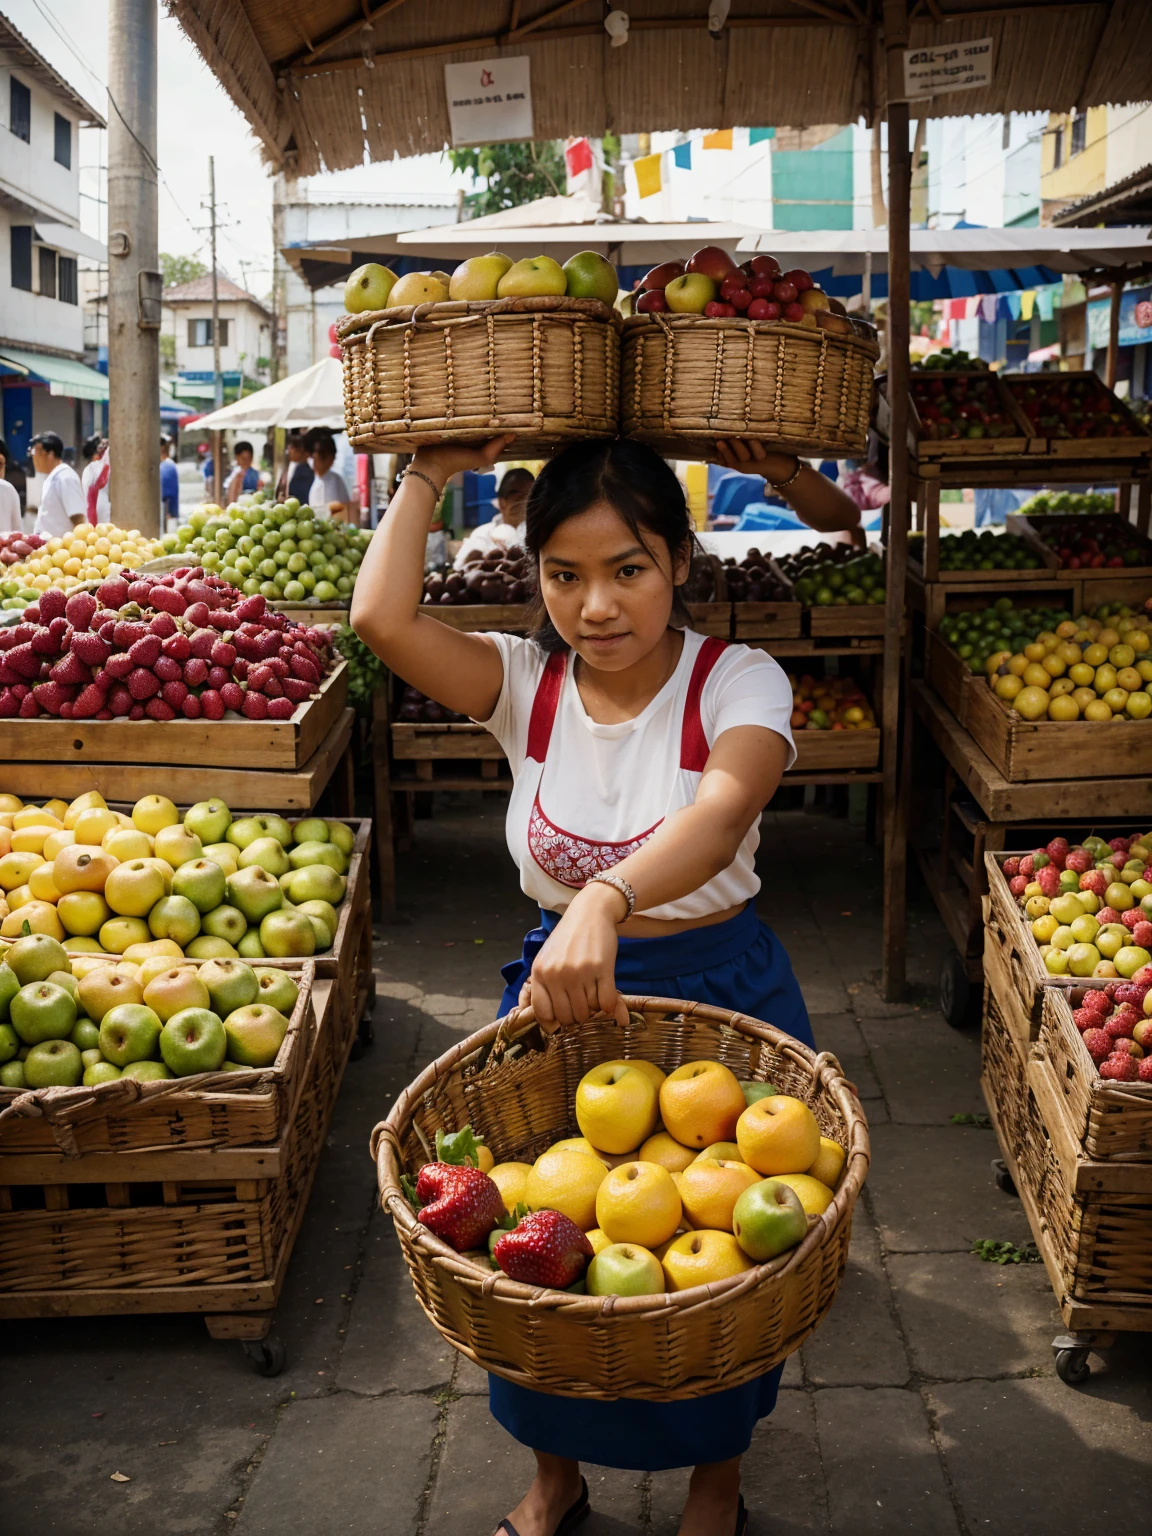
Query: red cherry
[[746, 298, 773, 319], [773, 280, 799, 304], [782, 268, 814, 292], [730, 288, 752, 310], [636, 289, 668, 313], [783, 301, 805, 321]]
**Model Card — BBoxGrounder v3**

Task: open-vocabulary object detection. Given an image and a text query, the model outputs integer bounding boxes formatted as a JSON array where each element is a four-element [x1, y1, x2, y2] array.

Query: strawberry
[[189, 627, 216, 659], [200, 689, 225, 720], [183, 657, 209, 686], [109, 685, 132, 716], [265, 656, 290, 678], [38, 588, 67, 622], [162, 632, 192, 662], [161, 679, 188, 709], [18, 692, 40, 716], [181, 692, 202, 719], [267, 696, 294, 719], [73, 682, 107, 718], [145, 697, 176, 721], [241, 690, 268, 720], [184, 601, 210, 629], [219, 681, 244, 711], [206, 664, 230, 690], [104, 651, 134, 679], [128, 667, 161, 701], [96, 576, 130, 609], [64, 591, 97, 631], [128, 702, 146, 720], [0, 689, 18, 717], [30, 626, 61, 657], [7, 643, 40, 679], [282, 676, 312, 703], [32, 680, 73, 714], [70, 631, 111, 667], [154, 654, 182, 682], [210, 640, 236, 669], [128, 634, 162, 667], [50, 652, 92, 686], [1100, 1053, 1139, 1081], [114, 620, 147, 649], [493, 1209, 593, 1289], [413, 1162, 506, 1252], [150, 586, 187, 616], [232, 657, 249, 681], [234, 594, 266, 621], [149, 611, 178, 638]]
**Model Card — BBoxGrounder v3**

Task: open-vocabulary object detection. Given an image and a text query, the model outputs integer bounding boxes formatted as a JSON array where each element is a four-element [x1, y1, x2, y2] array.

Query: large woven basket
[[337, 295, 621, 457], [372, 996, 869, 1400], [621, 314, 879, 463]]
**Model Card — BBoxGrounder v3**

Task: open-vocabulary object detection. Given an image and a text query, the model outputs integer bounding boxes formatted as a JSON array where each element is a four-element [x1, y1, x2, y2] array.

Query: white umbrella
[[193, 357, 344, 432]]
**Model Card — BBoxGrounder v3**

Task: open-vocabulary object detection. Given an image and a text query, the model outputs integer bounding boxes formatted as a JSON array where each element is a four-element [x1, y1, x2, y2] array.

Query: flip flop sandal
[[735, 1492, 748, 1536], [497, 1477, 590, 1536]]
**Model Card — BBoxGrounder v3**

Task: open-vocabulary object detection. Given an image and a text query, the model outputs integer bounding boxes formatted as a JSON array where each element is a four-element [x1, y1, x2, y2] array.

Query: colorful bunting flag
[[634, 152, 663, 198], [672, 141, 692, 170], [564, 137, 593, 177], [1019, 291, 1035, 321], [749, 127, 776, 143], [702, 129, 733, 151]]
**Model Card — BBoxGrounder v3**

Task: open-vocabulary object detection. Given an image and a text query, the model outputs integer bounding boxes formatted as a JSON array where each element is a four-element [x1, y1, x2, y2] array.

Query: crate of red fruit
[[1005, 514, 1152, 581], [621, 249, 879, 465], [722, 549, 802, 640], [898, 371, 1036, 461], [421, 549, 530, 633], [1003, 373, 1152, 458], [0, 572, 346, 770]]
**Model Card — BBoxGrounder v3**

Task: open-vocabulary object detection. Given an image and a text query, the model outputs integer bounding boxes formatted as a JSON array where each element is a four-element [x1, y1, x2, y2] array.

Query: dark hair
[[523, 438, 696, 652], [82, 434, 101, 461], [30, 431, 64, 459], [234, 440, 253, 457], [497, 466, 534, 498], [311, 435, 337, 458]]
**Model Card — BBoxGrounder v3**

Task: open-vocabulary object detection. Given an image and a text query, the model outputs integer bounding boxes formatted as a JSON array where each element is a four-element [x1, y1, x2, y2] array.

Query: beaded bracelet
[[402, 467, 443, 498], [587, 872, 637, 921], [768, 456, 803, 491]]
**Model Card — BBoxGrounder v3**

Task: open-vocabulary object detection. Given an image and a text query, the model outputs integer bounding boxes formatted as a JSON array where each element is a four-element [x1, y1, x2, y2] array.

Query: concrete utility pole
[[209, 157, 222, 410], [106, 0, 160, 537]]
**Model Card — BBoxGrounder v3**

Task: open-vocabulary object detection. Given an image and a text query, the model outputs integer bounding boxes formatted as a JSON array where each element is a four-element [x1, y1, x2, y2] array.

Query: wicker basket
[[1033, 988, 1152, 1164], [372, 996, 869, 1401], [620, 314, 879, 463], [337, 296, 621, 456]]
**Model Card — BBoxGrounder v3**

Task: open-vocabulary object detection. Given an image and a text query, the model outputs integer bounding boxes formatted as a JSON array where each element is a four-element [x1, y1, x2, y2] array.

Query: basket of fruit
[[1033, 982, 1152, 1163], [336, 253, 622, 457], [620, 250, 879, 464], [372, 997, 868, 1400]]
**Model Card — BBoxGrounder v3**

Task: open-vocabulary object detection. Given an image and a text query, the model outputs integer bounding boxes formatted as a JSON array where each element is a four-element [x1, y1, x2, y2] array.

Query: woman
[[0, 437, 22, 533], [352, 435, 861, 1536], [223, 441, 260, 506]]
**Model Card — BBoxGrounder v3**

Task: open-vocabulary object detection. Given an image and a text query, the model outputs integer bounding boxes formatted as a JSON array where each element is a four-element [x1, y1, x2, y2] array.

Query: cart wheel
[[1054, 1346, 1091, 1386], [940, 952, 979, 1030], [992, 1158, 1018, 1197], [243, 1335, 286, 1377], [349, 1011, 374, 1061]]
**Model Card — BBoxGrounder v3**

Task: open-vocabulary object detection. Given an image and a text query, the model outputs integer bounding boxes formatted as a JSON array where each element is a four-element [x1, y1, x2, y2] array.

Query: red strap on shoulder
[[525, 651, 567, 762], [680, 636, 729, 772]]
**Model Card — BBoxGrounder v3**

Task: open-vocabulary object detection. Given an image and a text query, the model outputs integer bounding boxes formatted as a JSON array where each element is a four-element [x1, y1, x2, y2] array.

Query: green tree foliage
[[161, 253, 208, 289], [447, 141, 566, 217]]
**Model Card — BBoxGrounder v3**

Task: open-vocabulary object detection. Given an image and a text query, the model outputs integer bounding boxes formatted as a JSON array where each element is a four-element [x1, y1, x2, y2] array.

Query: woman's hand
[[523, 883, 630, 1030], [411, 434, 515, 489], [715, 438, 799, 483]]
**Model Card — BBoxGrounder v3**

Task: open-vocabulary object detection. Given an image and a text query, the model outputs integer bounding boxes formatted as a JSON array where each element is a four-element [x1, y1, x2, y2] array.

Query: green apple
[[292, 817, 328, 845], [284, 865, 346, 907], [1097, 925, 1128, 960], [69, 1017, 101, 1051], [344, 261, 398, 313], [586, 1242, 663, 1297], [259, 910, 315, 958], [83, 1060, 121, 1086], [1105, 883, 1134, 912], [1068, 914, 1100, 945], [227, 866, 284, 925], [228, 815, 292, 851], [0, 1059, 25, 1088], [732, 1179, 808, 1261], [740, 1081, 780, 1107], [143, 967, 211, 1023], [46, 969, 77, 998], [253, 968, 299, 1016], [0, 1022, 18, 1064], [1050, 925, 1075, 952], [202, 904, 248, 946], [80, 1047, 103, 1069], [199, 958, 259, 1017], [160, 1008, 228, 1077], [222, 1003, 289, 1068], [121, 1059, 172, 1082], [1049, 893, 1086, 926], [5, 933, 69, 985], [1116, 945, 1152, 979], [24, 1038, 82, 1088], [148, 895, 201, 947], [562, 251, 620, 305], [1066, 943, 1101, 978], [665, 273, 716, 314], [238, 837, 291, 878], [296, 899, 338, 950], [185, 936, 238, 959], [1043, 948, 1070, 974], [1131, 880, 1152, 901], [153, 824, 203, 870], [447, 253, 512, 301], [0, 961, 19, 1020], [171, 858, 227, 914], [10, 981, 77, 1044], [288, 839, 347, 874], [238, 929, 265, 959], [497, 255, 566, 298], [184, 799, 232, 845], [99, 1003, 163, 1067], [201, 842, 240, 877]]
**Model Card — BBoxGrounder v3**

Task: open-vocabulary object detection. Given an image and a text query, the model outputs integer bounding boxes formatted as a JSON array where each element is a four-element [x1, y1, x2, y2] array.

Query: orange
[[575, 1064, 659, 1154], [489, 1161, 532, 1214], [595, 1160, 681, 1248], [661, 1230, 754, 1293], [692, 1141, 742, 1164], [585, 1227, 612, 1256], [675, 1159, 761, 1232], [524, 1149, 607, 1230], [807, 1136, 846, 1190], [772, 1173, 834, 1217], [546, 1137, 609, 1167], [736, 1096, 821, 1176], [638, 1131, 697, 1173], [658, 1060, 746, 1148]]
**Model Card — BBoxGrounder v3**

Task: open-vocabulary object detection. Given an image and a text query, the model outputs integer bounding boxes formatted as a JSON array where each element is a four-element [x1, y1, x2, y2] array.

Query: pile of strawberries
[[1069, 982, 1152, 1083], [0, 567, 334, 721]]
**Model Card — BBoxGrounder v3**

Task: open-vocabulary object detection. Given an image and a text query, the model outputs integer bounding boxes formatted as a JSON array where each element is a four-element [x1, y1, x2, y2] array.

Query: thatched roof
[[166, 0, 1152, 178]]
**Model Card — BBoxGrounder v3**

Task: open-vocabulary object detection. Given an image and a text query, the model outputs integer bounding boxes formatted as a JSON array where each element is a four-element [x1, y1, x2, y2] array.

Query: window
[[38, 246, 57, 300], [1071, 111, 1087, 157], [10, 77, 30, 142], [54, 113, 71, 168], [1052, 125, 1064, 169], [11, 226, 32, 291], [188, 316, 228, 347], [58, 255, 77, 305]]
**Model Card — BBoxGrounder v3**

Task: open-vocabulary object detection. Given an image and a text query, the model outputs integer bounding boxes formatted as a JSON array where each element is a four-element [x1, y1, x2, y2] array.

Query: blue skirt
[[490, 900, 814, 1471]]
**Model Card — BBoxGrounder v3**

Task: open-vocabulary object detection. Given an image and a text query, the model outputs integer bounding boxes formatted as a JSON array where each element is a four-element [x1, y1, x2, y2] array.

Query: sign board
[[445, 56, 533, 147], [903, 38, 993, 99]]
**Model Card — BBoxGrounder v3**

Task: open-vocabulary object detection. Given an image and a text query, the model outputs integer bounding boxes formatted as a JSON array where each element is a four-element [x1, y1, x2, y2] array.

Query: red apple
[[783, 301, 805, 321], [747, 254, 782, 279], [636, 289, 669, 313], [773, 280, 799, 304], [639, 260, 684, 291], [686, 245, 737, 282], [783, 268, 814, 292]]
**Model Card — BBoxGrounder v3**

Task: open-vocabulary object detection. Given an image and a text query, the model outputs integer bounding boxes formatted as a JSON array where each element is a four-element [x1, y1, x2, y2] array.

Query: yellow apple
[[497, 255, 567, 298], [389, 272, 449, 307], [344, 262, 398, 313], [448, 252, 513, 301]]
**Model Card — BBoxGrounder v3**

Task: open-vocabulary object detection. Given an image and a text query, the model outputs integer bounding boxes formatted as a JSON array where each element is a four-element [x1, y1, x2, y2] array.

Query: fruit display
[[0, 524, 164, 596], [999, 833, 1152, 980], [161, 491, 371, 605], [1020, 515, 1152, 571], [1063, 982, 1152, 1083], [1005, 375, 1145, 440], [720, 550, 791, 604], [0, 569, 335, 720], [1017, 491, 1115, 518], [0, 792, 353, 960], [422, 549, 529, 606], [910, 373, 1020, 442], [914, 348, 988, 372], [402, 1059, 846, 1297], [910, 528, 1043, 572], [976, 606, 1152, 722], [0, 929, 299, 1091], [776, 545, 885, 607], [343, 250, 620, 314], [937, 599, 1071, 674], [630, 248, 851, 333], [394, 685, 466, 724], [788, 673, 877, 732], [333, 624, 386, 717]]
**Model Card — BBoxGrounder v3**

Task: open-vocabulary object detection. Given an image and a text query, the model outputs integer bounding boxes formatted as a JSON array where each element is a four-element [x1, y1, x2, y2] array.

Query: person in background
[[159, 436, 180, 527], [82, 437, 111, 525], [224, 440, 259, 505], [0, 437, 22, 533], [278, 432, 314, 504], [30, 431, 85, 536], [452, 466, 535, 569], [199, 441, 214, 495], [305, 434, 351, 520]]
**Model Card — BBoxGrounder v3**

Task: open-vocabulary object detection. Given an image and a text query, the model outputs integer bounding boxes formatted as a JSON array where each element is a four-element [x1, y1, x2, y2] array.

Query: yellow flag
[[1020, 290, 1035, 321], [634, 152, 662, 198], [702, 129, 733, 151]]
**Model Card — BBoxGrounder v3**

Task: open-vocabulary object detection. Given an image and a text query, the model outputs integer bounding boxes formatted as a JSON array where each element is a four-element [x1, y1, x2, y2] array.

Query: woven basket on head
[[372, 996, 869, 1401], [336, 295, 621, 457], [620, 313, 880, 464]]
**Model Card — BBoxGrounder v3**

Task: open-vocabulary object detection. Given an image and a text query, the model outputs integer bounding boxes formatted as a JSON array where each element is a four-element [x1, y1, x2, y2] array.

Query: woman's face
[[538, 500, 689, 673]]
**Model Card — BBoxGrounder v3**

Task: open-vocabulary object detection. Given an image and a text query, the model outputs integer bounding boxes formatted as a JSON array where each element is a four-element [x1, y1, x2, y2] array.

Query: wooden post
[[211, 429, 223, 507], [371, 685, 397, 920], [1105, 279, 1122, 389], [882, 0, 911, 1002]]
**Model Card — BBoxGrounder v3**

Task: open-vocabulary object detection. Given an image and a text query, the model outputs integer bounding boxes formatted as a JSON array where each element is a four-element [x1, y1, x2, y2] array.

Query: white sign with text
[[904, 37, 993, 99], [445, 56, 533, 146]]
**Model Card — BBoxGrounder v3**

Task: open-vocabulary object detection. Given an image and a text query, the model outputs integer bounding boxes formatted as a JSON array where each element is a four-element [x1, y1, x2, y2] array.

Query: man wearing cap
[[30, 432, 85, 536], [160, 436, 180, 527]]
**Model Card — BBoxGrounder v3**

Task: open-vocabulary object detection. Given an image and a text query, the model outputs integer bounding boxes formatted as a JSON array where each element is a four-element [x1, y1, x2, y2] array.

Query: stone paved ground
[[2, 801, 1149, 1536]]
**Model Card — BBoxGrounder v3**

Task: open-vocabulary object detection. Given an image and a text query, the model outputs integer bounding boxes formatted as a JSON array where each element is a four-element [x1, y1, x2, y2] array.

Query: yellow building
[[1040, 104, 1151, 224]]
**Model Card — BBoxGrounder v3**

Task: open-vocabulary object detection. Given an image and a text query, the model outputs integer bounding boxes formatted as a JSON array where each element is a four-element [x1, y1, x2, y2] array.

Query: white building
[[0, 12, 108, 462], [163, 273, 273, 409]]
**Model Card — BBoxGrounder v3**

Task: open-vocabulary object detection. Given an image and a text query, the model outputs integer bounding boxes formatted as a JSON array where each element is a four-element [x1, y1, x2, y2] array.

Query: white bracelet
[[586, 872, 636, 920]]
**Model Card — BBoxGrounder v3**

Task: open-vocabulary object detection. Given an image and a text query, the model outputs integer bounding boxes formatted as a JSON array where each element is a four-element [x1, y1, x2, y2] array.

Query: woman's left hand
[[521, 884, 630, 1029], [715, 438, 799, 483]]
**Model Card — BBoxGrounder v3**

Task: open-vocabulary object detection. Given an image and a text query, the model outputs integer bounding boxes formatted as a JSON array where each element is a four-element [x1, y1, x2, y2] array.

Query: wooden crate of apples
[[406, 1059, 846, 1298]]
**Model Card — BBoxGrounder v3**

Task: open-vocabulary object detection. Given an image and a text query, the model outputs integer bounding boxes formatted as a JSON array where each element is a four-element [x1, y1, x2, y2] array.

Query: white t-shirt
[[306, 469, 350, 518], [480, 628, 795, 921], [34, 461, 85, 536], [0, 478, 20, 533], [453, 514, 526, 570]]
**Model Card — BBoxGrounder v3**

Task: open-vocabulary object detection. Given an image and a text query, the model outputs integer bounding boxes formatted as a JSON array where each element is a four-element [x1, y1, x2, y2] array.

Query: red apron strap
[[680, 636, 729, 772], [525, 651, 567, 762]]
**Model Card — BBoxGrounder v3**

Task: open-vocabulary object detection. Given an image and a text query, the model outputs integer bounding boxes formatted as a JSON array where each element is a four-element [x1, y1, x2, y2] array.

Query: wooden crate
[[982, 990, 1152, 1332], [808, 604, 886, 638], [1001, 373, 1152, 460], [790, 729, 880, 773], [425, 603, 529, 633], [923, 629, 978, 724], [982, 853, 1050, 1050], [732, 601, 803, 641], [879, 371, 1038, 464], [1032, 988, 1152, 1167], [908, 535, 1060, 586], [269, 602, 348, 627], [0, 962, 317, 1157], [1005, 512, 1152, 583], [686, 602, 733, 638], [963, 674, 1152, 783]]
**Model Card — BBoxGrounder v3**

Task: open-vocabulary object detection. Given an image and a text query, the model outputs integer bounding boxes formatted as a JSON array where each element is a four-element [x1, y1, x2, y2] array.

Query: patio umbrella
[[193, 357, 344, 433]]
